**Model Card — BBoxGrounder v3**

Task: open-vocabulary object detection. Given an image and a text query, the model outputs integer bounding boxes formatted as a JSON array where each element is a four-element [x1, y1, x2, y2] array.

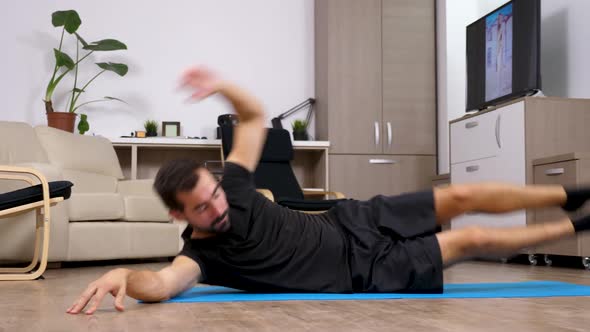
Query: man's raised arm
[[180, 66, 266, 172]]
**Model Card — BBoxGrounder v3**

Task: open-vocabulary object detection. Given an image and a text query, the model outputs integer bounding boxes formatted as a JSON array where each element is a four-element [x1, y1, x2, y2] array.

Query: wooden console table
[[109, 137, 331, 191]]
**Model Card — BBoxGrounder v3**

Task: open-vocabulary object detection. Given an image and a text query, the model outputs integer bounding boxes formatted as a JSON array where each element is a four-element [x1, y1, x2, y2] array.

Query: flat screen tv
[[466, 0, 541, 111]]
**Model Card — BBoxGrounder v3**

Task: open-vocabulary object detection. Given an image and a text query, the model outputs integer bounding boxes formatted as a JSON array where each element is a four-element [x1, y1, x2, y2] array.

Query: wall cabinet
[[315, 0, 436, 199], [316, 0, 435, 155]]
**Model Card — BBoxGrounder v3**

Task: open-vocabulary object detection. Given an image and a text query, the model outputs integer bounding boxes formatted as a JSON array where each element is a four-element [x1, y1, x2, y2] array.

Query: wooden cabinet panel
[[382, 0, 436, 155], [330, 154, 435, 200], [316, 0, 382, 154], [533, 160, 579, 256], [524, 98, 590, 184], [316, 0, 436, 155], [316, 0, 437, 211]]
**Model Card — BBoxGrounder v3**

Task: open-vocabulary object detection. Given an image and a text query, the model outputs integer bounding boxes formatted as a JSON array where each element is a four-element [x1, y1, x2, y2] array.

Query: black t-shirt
[[179, 162, 353, 293]]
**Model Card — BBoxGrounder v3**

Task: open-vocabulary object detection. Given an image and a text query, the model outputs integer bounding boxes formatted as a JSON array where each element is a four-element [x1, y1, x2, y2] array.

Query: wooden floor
[[2, 260, 590, 332]]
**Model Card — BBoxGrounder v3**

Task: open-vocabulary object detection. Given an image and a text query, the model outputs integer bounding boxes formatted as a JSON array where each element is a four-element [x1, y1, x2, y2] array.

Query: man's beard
[[198, 209, 230, 233]]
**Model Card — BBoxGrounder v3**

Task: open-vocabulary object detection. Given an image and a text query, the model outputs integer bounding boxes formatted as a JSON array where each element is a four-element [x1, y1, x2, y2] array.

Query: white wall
[[0, 1, 315, 139], [437, 0, 590, 174], [540, 1, 590, 99]]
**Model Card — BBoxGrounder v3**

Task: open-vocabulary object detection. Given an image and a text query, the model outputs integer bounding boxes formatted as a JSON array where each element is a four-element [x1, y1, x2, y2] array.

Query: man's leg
[[433, 183, 567, 225], [435, 219, 575, 266]]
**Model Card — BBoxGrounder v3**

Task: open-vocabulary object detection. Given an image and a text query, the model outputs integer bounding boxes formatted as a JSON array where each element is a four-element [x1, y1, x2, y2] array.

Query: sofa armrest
[[0, 165, 55, 206], [12, 162, 64, 182], [0, 163, 63, 193]]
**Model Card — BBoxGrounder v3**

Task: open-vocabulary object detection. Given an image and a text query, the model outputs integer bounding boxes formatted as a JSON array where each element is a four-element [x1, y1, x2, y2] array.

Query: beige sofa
[[0, 121, 182, 263]]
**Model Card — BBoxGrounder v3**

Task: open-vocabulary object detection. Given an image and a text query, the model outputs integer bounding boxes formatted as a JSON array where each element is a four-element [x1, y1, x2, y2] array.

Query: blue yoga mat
[[163, 281, 590, 303]]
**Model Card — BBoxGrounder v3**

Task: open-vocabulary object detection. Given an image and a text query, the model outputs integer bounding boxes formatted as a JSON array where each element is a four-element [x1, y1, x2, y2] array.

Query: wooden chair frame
[[0, 166, 63, 280]]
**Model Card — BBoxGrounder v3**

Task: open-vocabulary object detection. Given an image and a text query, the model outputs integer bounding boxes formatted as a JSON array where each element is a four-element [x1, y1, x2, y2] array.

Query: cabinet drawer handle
[[544, 168, 565, 176], [374, 121, 380, 147], [369, 159, 397, 164], [466, 165, 479, 172], [465, 121, 478, 129], [495, 115, 502, 148], [387, 122, 392, 146]]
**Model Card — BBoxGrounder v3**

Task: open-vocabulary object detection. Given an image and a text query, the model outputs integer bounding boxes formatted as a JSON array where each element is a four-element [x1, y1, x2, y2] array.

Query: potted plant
[[44, 10, 128, 133], [291, 120, 309, 141], [77, 114, 89, 135], [144, 120, 158, 137]]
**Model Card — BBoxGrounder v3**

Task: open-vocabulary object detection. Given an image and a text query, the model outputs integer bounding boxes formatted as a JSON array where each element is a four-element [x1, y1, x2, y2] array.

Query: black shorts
[[329, 190, 443, 293]]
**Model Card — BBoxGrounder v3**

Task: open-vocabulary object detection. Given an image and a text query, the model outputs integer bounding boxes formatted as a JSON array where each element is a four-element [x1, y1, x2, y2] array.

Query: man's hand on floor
[[66, 268, 130, 315]]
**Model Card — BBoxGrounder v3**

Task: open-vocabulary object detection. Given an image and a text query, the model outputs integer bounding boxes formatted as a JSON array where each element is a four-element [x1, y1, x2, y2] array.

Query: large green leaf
[[96, 62, 128, 76], [51, 10, 81, 34], [74, 33, 88, 48], [54, 49, 75, 70], [83, 39, 127, 51]]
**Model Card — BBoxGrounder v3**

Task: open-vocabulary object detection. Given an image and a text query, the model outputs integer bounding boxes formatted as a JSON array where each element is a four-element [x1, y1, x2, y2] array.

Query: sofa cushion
[[34, 126, 124, 179], [123, 196, 170, 222], [63, 169, 118, 193], [68, 193, 124, 221], [0, 121, 49, 164], [67, 222, 181, 261]]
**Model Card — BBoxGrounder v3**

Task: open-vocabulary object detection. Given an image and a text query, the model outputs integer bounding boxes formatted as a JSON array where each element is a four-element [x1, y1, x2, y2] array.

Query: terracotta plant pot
[[47, 112, 77, 133]]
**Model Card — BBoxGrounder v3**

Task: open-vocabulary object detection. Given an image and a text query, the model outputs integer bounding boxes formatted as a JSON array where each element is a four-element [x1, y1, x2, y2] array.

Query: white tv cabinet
[[450, 97, 590, 231]]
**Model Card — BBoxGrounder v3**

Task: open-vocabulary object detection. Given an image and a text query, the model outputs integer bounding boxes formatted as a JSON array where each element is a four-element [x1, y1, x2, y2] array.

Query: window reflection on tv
[[485, 3, 513, 102]]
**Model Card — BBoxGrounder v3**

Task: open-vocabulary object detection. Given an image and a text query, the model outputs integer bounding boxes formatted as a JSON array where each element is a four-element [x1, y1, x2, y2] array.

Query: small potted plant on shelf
[[144, 120, 158, 137], [291, 119, 309, 141], [44, 10, 128, 133]]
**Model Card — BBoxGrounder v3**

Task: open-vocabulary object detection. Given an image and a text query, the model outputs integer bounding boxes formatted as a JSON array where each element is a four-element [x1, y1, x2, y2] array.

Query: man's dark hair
[[154, 159, 203, 211]]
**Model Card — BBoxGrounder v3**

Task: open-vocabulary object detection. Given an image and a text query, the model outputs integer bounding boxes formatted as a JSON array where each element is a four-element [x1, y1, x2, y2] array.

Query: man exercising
[[68, 66, 590, 315]]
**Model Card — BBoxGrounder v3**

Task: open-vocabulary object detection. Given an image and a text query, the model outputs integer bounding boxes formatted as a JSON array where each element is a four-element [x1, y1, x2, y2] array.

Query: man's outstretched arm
[[180, 66, 266, 172], [67, 255, 202, 315]]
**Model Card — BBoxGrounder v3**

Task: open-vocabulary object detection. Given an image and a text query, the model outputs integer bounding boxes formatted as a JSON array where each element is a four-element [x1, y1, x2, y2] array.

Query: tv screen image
[[466, 0, 541, 111], [485, 3, 513, 102]]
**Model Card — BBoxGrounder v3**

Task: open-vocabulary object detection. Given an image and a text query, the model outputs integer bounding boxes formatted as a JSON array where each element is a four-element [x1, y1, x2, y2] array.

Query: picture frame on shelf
[[162, 121, 181, 137]]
